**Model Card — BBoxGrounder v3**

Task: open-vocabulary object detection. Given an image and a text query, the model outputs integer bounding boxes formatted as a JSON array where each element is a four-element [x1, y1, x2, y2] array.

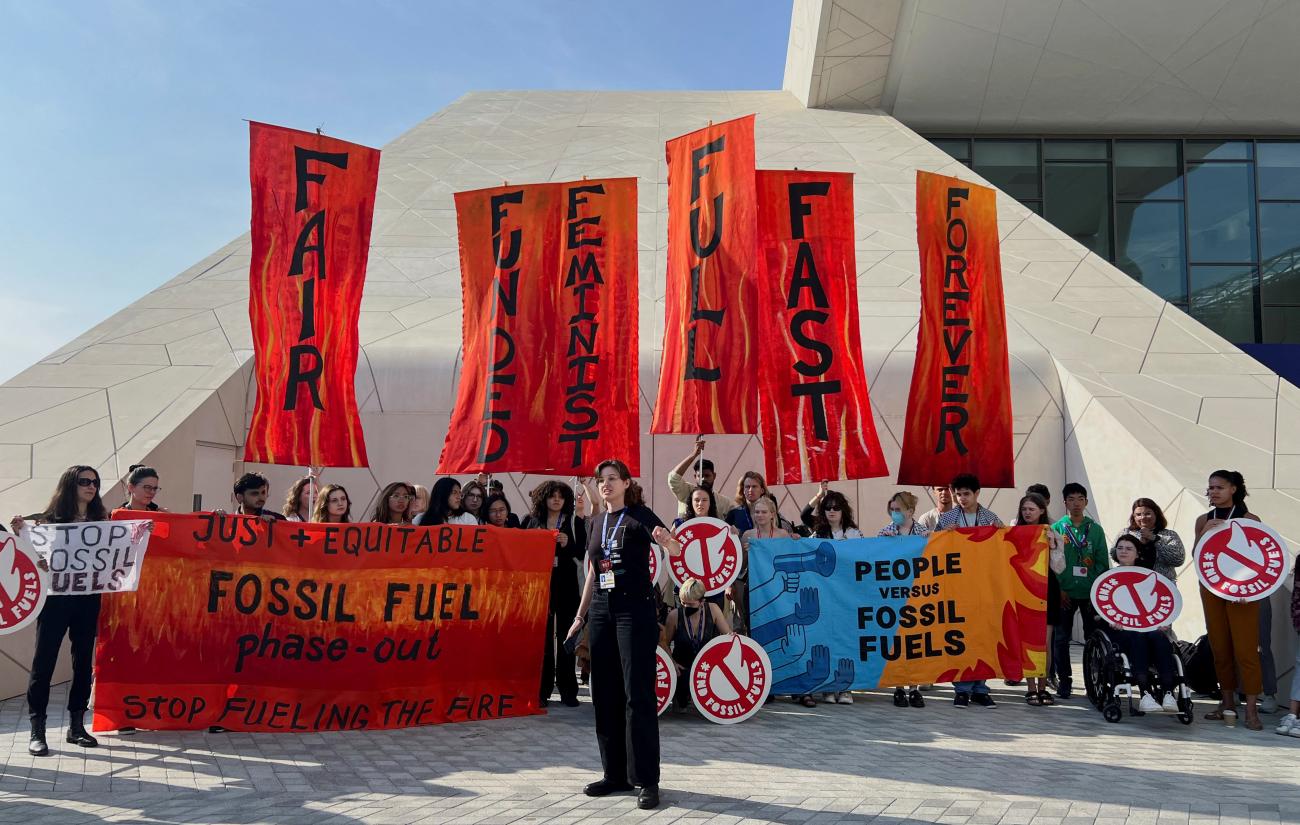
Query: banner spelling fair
[[93, 512, 552, 733], [898, 171, 1014, 487], [747, 527, 1047, 691], [244, 122, 380, 467], [755, 169, 888, 484], [651, 114, 759, 435], [23, 519, 151, 594], [438, 178, 640, 475]]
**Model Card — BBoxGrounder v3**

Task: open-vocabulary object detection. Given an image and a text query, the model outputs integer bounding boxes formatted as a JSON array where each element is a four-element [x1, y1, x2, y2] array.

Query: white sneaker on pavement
[[836, 691, 854, 704], [1276, 713, 1298, 735], [1161, 694, 1179, 713], [1260, 695, 1278, 714], [1138, 693, 1162, 713]]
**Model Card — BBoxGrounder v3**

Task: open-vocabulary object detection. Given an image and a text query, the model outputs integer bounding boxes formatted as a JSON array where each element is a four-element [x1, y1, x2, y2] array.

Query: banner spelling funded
[[755, 169, 888, 483], [651, 115, 759, 435], [244, 122, 379, 468], [93, 512, 553, 733], [438, 178, 640, 475], [898, 172, 1014, 487]]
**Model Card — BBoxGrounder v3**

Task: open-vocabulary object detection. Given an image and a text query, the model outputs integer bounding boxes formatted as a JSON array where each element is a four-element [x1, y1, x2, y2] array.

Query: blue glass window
[[1187, 163, 1256, 263]]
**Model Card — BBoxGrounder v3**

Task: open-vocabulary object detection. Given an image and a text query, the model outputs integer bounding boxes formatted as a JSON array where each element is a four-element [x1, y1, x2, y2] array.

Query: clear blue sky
[[0, 1, 792, 381]]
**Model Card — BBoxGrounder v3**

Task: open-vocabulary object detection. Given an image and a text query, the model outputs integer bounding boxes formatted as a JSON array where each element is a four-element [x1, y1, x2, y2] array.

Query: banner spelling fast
[[652, 115, 759, 434], [438, 178, 639, 475], [898, 172, 1014, 487], [747, 527, 1047, 690], [755, 170, 888, 483], [244, 122, 379, 468], [93, 512, 552, 733]]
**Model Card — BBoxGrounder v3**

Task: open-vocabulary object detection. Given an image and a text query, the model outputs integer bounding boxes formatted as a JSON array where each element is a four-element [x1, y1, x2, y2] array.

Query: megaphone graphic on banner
[[773, 542, 836, 578]]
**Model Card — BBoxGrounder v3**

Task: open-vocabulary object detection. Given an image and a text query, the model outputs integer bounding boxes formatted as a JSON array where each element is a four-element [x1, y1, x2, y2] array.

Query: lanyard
[[684, 605, 707, 648], [601, 511, 626, 560], [1212, 505, 1240, 520], [1065, 520, 1090, 549]]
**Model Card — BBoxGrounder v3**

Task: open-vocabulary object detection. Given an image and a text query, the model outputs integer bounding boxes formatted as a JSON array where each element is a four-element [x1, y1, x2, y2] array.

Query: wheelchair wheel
[[1102, 701, 1123, 723], [1083, 630, 1112, 711]]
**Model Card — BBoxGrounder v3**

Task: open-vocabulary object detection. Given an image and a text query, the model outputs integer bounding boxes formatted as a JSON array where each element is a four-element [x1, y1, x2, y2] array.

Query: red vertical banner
[[438, 179, 640, 475], [439, 183, 561, 474], [898, 171, 1014, 487], [651, 115, 759, 434], [554, 178, 641, 474], [244, 122, 378, 467], [755, 170, 888, 484]]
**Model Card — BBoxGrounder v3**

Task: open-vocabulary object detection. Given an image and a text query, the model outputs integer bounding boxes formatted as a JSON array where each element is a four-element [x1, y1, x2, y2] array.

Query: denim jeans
[[953, 680, 989, 695]]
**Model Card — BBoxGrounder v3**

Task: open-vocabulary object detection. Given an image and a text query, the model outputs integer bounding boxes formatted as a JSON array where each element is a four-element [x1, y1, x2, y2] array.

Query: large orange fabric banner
[[651, 115, 759, 434], [899, 172, 1014, 487], [244, 122, 379, 467], [438, 178, 640, 475], [93, 512, 552, 733], [755, 170, 888, 484]]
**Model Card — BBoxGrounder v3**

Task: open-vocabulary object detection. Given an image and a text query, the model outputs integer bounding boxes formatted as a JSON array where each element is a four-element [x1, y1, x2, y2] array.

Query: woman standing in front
[[310, 484, 351, 523], [1013, 493, 1059, 707], [10, 465, 108, 756], [1197, 470, 1265, 730], [566, 459, 681, 810], [876, 492, 930, 709]]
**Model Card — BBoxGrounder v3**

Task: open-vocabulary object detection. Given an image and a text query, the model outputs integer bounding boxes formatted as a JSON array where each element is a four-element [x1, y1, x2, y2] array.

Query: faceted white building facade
[[1, 2, 1297, 700]]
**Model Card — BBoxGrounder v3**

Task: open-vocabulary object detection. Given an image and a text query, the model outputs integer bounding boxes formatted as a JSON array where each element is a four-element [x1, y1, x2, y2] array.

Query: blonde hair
[[679, 578, 706, 603], [734, 471, 768, 506], [889, 491, 918, 513]]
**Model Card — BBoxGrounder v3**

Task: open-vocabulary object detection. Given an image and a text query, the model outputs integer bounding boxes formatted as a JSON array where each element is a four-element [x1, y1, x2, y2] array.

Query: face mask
[[683, 605, 700, 616], [890, 511, 906, 527]]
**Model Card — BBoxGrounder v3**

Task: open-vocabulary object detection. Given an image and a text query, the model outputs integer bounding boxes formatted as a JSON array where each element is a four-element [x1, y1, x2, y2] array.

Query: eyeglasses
[[389, 494, 412, 501], [76, 478, 100, 488], [139, 484, 161, 493]]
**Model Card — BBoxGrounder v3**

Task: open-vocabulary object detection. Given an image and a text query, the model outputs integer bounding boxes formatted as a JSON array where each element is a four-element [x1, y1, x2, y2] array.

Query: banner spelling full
[[748, 527, 1047, 690], [438, 178, 639, 475], [898, 172, 1014, 487], [755, 170, 888, 484], [651, 115, 759, 434], [93, 512, 553, 733], [244, 122, 379, 467]]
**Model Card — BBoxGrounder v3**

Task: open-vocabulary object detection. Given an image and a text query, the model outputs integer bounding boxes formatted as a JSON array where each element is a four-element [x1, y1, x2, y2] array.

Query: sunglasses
[[76, 477, 101, 488], [823, 504, 841, 511]]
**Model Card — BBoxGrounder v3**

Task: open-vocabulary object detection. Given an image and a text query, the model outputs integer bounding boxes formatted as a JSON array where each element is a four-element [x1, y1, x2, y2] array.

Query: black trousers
[[28, 594, 101, 722], [541, 578, 579, 702], [1052, 595, 1098, 683], [589, 590, 659, 787]]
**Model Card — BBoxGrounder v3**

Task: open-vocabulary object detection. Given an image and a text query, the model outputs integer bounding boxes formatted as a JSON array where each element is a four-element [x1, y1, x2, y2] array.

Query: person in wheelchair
[[1103, 534, 1182, 714]]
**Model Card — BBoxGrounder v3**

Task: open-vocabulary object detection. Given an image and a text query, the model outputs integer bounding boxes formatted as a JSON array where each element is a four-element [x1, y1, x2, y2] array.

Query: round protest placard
[[649, 544, 665, 587], [655, 646, 676, 716], [1090, 568, 1181, 632], [689, 634, 771, 724], [0, 532, 48, 636], [1194, 519, 1290, 602], [670, 517, 742, 595]]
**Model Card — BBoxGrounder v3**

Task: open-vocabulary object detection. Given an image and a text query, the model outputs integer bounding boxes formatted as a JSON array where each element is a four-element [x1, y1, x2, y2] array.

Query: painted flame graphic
[[707, 637, 750, 700]]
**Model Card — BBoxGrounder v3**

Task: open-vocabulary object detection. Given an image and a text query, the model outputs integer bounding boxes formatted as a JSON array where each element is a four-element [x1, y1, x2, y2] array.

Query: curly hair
[[282, 476, 316, 519], [528, 480, 575, 523]]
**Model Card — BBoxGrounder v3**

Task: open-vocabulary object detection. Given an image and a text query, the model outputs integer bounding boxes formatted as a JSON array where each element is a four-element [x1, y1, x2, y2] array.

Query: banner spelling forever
[[898, 172, 1014, 487], [652, 114, 759, 435], [439, 178, 639, 475], [93, 513, 552, 733], [748, 527, 1047, 690], [755, 169, 888, 484], [244, 122, 379, 467]]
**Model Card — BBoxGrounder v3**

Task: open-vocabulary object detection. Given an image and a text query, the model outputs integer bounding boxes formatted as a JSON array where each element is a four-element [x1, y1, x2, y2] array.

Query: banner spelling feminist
[[244, 122, 379, 467], [755, 170, 888, 483], [898, 172, 1014, 487], [437, 178, 639, 474], [93, 512, 553, 733], [651, 115, 759, 434], [747, 527, 1047, 690]]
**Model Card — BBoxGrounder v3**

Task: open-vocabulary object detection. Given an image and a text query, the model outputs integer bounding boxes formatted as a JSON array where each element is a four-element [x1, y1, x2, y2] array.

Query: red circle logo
[[689, 635, 771, 724], [648, 545, 664, 586], [655, 646, 676, 716], [1195, 519, 1291, 602], [0, 533, 47, 635], [1090, 568, 1182, 632], [670, 517, 742, 596]]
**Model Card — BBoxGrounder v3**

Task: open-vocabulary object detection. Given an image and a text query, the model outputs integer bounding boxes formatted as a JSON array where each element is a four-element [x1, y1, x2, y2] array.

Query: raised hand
[[773, 644, 831, 695], [817, 657, 856, 694], [793, 588, 820, 624], [778, 623, 806, 660]]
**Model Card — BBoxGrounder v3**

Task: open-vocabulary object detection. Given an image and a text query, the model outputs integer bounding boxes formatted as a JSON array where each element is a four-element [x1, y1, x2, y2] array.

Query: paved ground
[[2, 655, 1298, 824]]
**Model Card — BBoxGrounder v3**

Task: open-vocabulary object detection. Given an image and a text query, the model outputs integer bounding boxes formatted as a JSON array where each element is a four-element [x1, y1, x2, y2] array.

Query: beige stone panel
[[0, 387, 100, 428], [165, 328, 236, 367], [1141, 352, 1274, 376], [1097, 374, 1203, 423], [1197, 397, 1277, 453], [107, 367, 210, 449], [31, 416, 115, 475], [0, 392, 109, 446]]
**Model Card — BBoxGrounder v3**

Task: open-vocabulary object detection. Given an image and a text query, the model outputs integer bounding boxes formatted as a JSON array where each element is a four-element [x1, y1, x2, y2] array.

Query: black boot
[[29, 718, 49, 757], [66, 713, 98, 748]]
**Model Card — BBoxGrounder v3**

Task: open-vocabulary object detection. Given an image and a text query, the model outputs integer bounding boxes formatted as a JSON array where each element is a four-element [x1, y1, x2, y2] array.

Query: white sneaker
[[1138, 693, 1162, 713], [836, 691, 854, 704], [1161, 693, 1179, 713], [1260, 695, 1278, 714], [821, 692, 835, 703], [1276, 713, 1298, 735]]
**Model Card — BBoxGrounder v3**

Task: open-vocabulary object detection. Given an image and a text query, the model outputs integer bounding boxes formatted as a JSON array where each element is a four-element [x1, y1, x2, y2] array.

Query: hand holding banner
[[23, 519, 151, 594]]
